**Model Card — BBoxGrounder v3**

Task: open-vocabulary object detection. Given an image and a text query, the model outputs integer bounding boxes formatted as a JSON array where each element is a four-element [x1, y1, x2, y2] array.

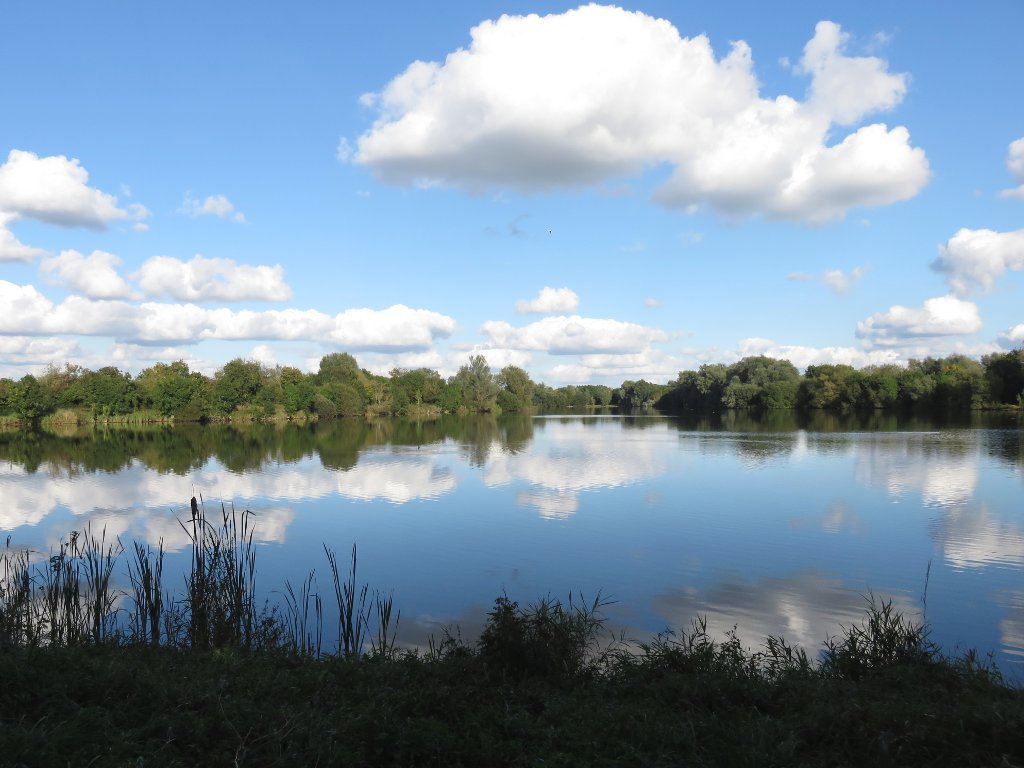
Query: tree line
[[1, 350, 1022, 427], [657, 351, 1024, 413], [0, 353, 615, 427]]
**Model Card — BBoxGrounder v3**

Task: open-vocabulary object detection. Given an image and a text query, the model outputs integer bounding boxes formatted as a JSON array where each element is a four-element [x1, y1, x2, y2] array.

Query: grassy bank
[[1, 501, 1022, 766]]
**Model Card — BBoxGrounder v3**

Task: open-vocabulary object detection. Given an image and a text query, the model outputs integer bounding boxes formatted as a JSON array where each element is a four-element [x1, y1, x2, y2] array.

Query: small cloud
[[789, 264, 868, 294], [680, 230, 704, 245], [999, 137, 1024, 199], [178, 192, 246, 223], [515, 286, 580, 315], [336, 137, 353, 163], [132, 222, 149, 233], [864, 30, 893, 54], [620, 240, 646, 253], [644, 297, 661, 308]]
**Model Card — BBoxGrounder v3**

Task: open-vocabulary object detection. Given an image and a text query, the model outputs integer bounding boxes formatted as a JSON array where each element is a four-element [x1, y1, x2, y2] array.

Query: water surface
[[1, 412, 1021, 670]]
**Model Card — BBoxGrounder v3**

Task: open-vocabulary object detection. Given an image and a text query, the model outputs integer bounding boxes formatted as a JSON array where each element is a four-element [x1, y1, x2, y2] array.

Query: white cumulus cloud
[[1000, 137, 1024, 199], [0, 336, 81, 376], [0, 149, 129, 229], [1000, 324, 1024, 347], [735, 338, 901, 370], [515, 286, 579, 314], [0, 212, 49, 261], [41, 249, 136, 299], [931, 227, 1024, 295], [0, 280, 456, 350], [354, 8, 928, 222], [481, 314, 669, 355], [134, 255, 293, 302], [178, 192, 246, 223], [856, 294, 982, 346]]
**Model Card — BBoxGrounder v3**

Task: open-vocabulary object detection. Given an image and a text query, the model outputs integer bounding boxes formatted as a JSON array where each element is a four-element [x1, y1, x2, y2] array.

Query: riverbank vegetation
[[1, 349, 1022, 428], [1, 502, 1021, 766]]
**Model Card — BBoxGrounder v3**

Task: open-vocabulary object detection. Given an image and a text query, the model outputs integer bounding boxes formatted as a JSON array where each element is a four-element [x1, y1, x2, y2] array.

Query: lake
[[1, 411, 1022, 671]]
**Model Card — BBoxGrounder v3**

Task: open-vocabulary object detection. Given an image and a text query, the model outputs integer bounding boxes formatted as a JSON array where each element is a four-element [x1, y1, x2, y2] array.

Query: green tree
[[12, 375, 47, 423], [799, 364, 862, 410], [723, 356, 799, 409], [211, 359, 266, 416], [138, 361, 209, 419], [982, 349, 1024, 405], [80, 366, 140, 416], [616, 380, 661, 410], [455, 355, 498, 412], [280, 367, 315, 414], [496, 365, 535, 412]]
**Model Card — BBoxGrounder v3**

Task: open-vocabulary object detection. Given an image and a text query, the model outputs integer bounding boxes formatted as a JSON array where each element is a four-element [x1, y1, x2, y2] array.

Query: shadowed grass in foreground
[[1, 502, 1023, 766]]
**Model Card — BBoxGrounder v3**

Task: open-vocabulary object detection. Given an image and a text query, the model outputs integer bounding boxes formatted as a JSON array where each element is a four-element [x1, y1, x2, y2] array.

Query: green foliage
[[983, 349, 1024, 405], [11, 374, 47, 423], [80, 366, 140, 417], [616, 379, 664, 410], [477, 593, 611, 683], [495, 365, 535, 412], [821, 595, 936, 681], [389, 367, 444, 413], [317, 352, 362, 385], [137, 360, 209, 419], [211, 358, 267, 416], [455, 354, 498, 412]]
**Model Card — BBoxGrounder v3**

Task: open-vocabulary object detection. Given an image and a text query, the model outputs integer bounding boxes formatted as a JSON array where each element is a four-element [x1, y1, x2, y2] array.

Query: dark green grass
[[1, 502, 1023, 766], [1, 596, 1022, 767]]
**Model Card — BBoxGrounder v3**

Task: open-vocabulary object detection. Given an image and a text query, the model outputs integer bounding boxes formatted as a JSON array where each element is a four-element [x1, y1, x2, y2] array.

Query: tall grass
[[0, 526, 122, 648], [177, 496, 258, 649], [0, 497, 400, 659]]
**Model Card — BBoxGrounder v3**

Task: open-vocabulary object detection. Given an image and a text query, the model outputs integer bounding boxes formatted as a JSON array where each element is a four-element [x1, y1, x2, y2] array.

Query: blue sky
[[2, 1, 1023, 385]]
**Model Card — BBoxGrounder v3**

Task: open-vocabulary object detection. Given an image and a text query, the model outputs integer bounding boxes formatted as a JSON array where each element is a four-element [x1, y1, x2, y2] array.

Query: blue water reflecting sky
[[1, 416, 1021, 670]]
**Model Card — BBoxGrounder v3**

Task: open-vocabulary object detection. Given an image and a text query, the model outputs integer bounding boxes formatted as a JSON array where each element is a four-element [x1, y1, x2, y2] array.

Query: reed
[[325, 543, 370, 657], [126, 539, 165, 646], [283, 571, 322, 657], [0, 540, 35, 648], [177, 496, 258, 649]]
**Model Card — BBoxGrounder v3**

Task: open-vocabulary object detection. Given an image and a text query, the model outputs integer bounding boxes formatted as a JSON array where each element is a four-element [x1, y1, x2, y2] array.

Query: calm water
[[2, 412, 1022, 671]]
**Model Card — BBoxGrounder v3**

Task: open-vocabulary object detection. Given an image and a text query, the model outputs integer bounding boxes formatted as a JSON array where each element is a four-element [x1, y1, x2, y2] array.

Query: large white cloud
[[515, 286, 579, 314], [856, 294, 982, 346], [0, 149, 131, 229], [41, 249, 136, 299], [1000, 137, 1024, 199], [354, 8, 928, 222], [134, 255, 293, 302], [481, 314, 668, 354], [0, 212, 49, 262], [0, 280, 457, 349], [931, 228, 1024, 295]]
